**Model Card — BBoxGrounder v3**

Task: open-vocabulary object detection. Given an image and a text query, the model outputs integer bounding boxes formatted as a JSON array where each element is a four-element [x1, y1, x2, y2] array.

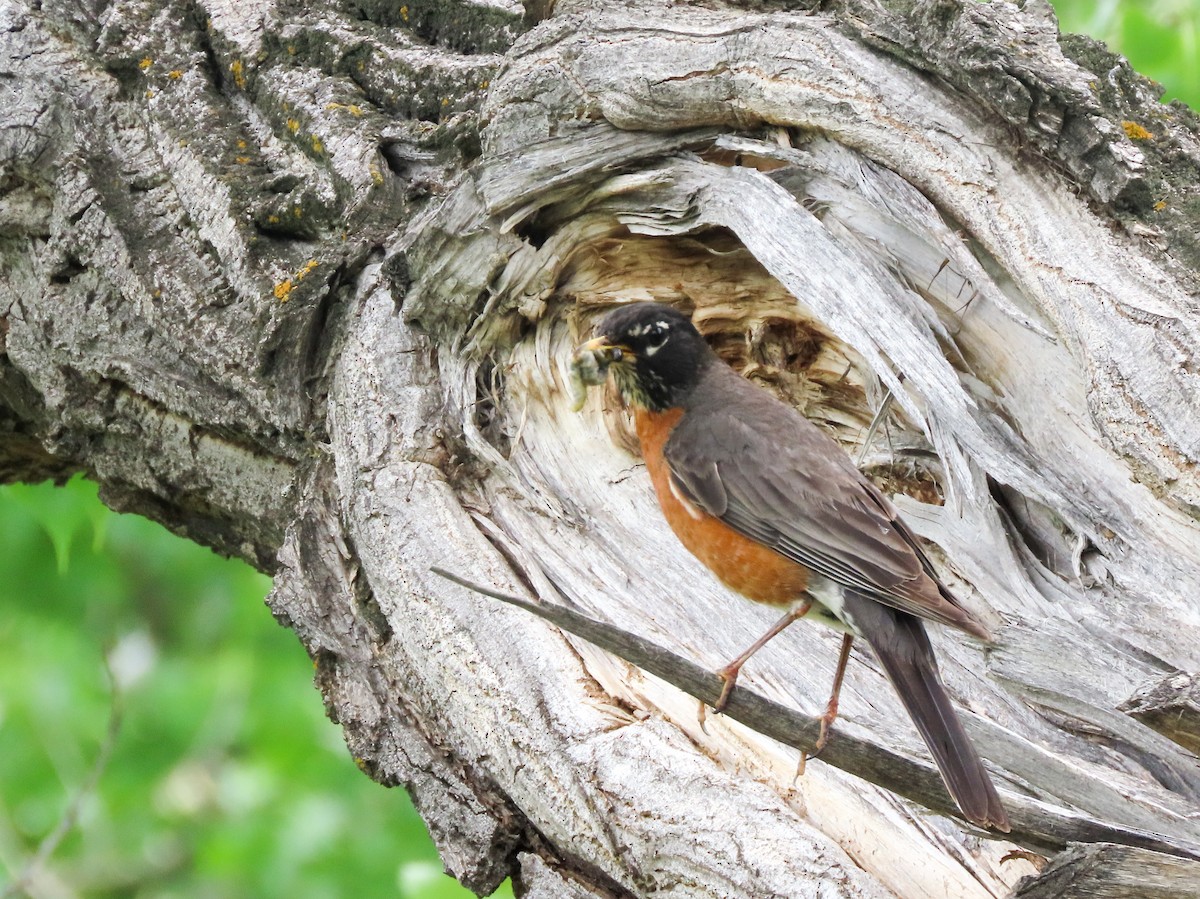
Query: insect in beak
[[569, 338, 627, 411]]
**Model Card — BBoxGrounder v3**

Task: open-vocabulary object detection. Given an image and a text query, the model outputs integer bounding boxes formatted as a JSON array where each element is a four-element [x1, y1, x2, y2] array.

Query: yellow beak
[[578, 336, 623, 356]]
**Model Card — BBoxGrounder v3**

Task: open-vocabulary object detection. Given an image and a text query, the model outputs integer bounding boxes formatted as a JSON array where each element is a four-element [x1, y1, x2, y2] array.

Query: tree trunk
[[4, 0, 1200, 895]]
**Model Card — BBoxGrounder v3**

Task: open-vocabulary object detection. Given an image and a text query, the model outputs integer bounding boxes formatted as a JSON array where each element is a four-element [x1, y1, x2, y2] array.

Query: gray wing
[[665, 378, 985, 636]]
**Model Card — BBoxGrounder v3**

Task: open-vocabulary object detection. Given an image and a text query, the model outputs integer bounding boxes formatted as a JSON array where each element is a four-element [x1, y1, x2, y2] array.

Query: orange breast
[[635, 408, 810, 607]]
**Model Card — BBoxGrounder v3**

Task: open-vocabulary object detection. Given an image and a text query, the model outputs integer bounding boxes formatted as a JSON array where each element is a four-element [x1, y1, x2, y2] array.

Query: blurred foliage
[[1053, 0, 1200, 107], [1, 4, 1192, 897], [0, 477, 510, 898]]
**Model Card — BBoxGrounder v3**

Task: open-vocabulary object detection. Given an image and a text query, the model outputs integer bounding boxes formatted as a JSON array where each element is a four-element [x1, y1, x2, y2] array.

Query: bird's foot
[[794, 698, 840, 782], [698, 666, 741, 734], [814, 695, 839, 754], [714, 664, 740, 712]]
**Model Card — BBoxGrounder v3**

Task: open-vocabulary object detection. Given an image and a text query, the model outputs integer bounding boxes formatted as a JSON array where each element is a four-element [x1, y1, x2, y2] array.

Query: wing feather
[[665, 369, 983, 634]]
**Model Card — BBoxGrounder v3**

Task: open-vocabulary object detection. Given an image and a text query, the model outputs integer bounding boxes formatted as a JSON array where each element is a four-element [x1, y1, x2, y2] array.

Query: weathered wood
[[327, 271, 899, 896], [1122, 674, 1200, 757], [5, 0, 1200, 895], [518, 854, 612, 899], [1012, 843, 1200, 899], [433, 567, 1200, 863]]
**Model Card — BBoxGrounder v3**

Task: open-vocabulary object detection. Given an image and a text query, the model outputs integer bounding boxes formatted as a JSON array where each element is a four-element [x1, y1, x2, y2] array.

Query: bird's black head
[[584, 303, 714, 411]]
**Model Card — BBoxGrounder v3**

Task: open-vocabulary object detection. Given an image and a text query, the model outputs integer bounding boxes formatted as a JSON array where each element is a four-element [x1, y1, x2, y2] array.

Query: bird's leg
[[699, 600, 813, 729], [815, 633, 854, 752], [714, 601, 814, 711], [796, 633, 854, 778]]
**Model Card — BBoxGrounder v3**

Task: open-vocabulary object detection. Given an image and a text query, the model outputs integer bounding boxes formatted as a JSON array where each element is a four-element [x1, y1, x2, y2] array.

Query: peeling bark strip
[[5, 0, 1200, 896]]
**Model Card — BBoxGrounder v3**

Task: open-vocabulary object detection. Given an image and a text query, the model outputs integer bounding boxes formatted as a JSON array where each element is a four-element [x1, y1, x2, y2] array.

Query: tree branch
[[432, 567, 1200, 864], [1, 665, 123, 898]]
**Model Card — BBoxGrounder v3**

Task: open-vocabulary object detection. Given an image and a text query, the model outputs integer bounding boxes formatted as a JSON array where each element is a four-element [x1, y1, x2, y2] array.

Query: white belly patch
[[803, 575, 861, 636]]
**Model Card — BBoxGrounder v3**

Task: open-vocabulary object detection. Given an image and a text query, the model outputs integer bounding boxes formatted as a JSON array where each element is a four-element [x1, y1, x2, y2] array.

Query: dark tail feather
[[864, 613, 1011, 832]]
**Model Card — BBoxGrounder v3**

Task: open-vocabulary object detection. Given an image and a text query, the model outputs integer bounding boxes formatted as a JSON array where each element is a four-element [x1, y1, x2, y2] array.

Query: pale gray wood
[[1012, 843, 1200, 899], [517, 855, 607, 899], [1122, 674, 1200, 757], [5, 0, 1200, 896], [432, 567, 1200, 862]]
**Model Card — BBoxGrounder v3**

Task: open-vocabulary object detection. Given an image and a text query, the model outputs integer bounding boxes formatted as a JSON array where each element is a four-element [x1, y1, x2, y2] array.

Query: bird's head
[[573, 303, 713, 411]]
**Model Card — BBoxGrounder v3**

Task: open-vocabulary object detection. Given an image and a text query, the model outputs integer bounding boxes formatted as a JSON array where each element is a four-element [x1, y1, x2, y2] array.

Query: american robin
[[571, 301, 1010, 832]]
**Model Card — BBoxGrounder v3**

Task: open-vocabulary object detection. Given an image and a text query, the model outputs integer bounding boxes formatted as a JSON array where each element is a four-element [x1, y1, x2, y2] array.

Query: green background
[[1, 3, 1195, 896], [1054, 0, 1199, 105], [0, 477, 496, 899]]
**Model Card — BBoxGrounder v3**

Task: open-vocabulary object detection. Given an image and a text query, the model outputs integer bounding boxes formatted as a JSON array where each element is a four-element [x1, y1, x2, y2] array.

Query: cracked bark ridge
[[0, 0, 513, 563]]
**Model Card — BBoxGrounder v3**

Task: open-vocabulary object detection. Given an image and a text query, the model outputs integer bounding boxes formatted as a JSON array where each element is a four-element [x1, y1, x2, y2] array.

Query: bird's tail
[[860, 608, 1011, 832]]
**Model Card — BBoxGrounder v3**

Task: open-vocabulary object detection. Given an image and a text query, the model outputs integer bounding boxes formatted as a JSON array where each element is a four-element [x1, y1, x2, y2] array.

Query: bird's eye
[[645, 322, 669, 350], [611, 347, 623, 361]]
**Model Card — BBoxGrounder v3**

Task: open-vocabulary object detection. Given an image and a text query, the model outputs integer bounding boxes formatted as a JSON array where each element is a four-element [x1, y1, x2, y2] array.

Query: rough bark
[[4, 0, 1200, 896]]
